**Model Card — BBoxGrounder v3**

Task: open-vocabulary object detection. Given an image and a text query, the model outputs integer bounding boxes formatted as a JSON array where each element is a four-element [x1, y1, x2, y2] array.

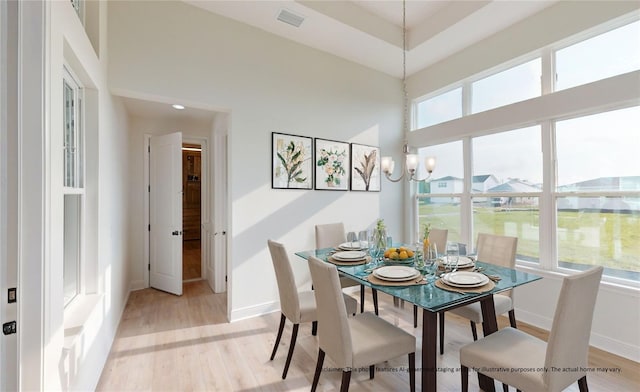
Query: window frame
[[62, 65, 85, 307], [411, 15, 640, 288]]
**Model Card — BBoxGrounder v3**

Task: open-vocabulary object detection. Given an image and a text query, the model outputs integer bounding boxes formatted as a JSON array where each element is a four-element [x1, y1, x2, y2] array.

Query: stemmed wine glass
[[445, 242, 460, 274], [424, 243, 438, 281]]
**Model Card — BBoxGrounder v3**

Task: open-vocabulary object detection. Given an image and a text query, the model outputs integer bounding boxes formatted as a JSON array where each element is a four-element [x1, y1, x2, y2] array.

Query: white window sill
[[515, 263, 640, 296]]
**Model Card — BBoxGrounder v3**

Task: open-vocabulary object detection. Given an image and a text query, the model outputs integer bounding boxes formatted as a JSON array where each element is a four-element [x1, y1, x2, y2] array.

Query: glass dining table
[[295, 247, 542, 392]]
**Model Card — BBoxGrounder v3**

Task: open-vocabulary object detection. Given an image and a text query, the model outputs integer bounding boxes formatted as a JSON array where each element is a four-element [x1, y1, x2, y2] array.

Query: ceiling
[[186, 0, 556, 78], [121, 0, 556, 121]]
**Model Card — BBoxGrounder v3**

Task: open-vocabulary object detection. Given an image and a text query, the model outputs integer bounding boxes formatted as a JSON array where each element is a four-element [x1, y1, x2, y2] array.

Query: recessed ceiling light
[[172, 104, 185, 110]]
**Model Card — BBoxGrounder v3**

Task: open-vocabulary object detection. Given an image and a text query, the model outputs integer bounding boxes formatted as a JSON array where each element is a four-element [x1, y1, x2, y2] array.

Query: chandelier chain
[[402, 0, 408, 137]]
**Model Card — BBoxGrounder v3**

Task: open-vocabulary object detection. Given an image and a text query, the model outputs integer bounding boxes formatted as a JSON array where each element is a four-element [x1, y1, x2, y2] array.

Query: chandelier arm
[[412, 172, 434, 182], [384, 171, 407, 183]]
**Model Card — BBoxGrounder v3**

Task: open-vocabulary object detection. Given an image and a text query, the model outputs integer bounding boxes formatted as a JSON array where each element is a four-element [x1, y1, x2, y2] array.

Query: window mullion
[[540, 120, 556, 271], [541, 47, 555, 95], [461, 136, 473, 248]]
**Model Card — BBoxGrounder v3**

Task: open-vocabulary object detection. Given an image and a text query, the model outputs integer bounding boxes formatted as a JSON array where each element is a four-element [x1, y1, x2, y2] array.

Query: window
[[471, 58, 541, 114], [471, 126, 542, 262], [410, 16, 639, 285], [556, 20, 640, 91], [416, 141, 463, 243], [63, 67, 84, 306], [415, 87, 462, 128], [555, 107, 640, 280]]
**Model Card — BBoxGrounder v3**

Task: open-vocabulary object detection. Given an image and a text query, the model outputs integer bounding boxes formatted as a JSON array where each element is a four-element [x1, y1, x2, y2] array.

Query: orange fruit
[[399, 251, 408, 259]]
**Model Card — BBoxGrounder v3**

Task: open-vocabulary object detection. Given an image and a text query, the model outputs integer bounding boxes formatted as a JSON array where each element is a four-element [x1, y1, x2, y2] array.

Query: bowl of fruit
[[383, 246, 416, 263]]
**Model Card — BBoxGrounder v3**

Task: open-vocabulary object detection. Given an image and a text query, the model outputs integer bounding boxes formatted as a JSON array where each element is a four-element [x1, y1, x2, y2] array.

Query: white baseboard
[[515, 307, 640, 363], [129, 279, 146, 291], [230, 300, 280, 322], [590, 331, 640, 363]]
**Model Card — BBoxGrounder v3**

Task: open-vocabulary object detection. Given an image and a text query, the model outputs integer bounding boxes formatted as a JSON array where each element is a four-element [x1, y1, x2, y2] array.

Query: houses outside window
[[414, 17, 639, 284]]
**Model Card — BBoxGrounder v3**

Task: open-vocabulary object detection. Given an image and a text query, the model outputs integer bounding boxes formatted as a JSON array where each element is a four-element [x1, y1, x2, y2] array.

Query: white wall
[[406, 1, 640, 361], [108, 1, 405, 322], [14, 0, 133, 390], [126, 115, 212, 290]]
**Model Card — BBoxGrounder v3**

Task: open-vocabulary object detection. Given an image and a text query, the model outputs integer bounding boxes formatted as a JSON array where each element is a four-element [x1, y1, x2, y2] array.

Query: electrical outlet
[[3, 321, 16, 335]]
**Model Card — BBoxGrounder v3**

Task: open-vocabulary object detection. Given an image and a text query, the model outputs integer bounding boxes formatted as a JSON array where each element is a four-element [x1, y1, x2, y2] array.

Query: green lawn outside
[[418, 202, 640, 273]]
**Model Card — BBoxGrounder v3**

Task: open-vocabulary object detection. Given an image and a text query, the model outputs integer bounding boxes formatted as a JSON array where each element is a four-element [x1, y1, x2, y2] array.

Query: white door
[[150, 132, 183, 295], [209, 121, 228, 293]]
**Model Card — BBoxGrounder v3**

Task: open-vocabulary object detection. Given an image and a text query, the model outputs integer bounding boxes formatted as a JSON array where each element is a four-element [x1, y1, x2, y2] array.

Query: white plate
[[338, 242, 367, 250], [440, 256, 474, 268], [441, 271, 489, 287], [333, 251, 367, 261], [373, 266, 421, 281]]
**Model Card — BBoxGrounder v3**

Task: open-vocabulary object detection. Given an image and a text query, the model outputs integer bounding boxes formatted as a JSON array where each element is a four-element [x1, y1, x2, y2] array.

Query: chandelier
[[381, 0, 435, 183]]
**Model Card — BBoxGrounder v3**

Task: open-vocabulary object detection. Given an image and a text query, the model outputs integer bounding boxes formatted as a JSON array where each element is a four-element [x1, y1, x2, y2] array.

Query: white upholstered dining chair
[[315, 223, 378, 314], [307, 256, 416, 392], [460, 266, 603, 392], [440, 233, 518, 354], [267, 240, 357, 379]]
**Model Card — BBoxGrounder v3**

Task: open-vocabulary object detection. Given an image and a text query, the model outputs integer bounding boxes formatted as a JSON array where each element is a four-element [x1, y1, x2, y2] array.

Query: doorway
[[182, 143, 202, 281]]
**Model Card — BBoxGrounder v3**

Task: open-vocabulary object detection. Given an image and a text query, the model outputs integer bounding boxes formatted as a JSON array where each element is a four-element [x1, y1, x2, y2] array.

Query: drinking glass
[[445, 242, 459, 274], [367, 231, 379, 267], [346, 231, 357, 249], [358, 230, 368, 250], [424, 243, 438, 281], [414, 232, 424, 269]]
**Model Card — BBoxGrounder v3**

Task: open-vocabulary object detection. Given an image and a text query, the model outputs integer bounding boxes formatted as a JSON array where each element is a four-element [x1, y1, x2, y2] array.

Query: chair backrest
[[476, 233, 518, 268], [308, 256, 353, 368], [544, 266, 603, 391], [428, 228, 448, 256], [315, 223, 346, 249], [267, 240, 302, 323]]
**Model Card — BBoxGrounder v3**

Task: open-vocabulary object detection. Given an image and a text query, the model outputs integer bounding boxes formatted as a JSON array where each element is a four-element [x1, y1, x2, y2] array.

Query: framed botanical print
[[314, 138, 350, 191], [272, 132, 313, 189], [350, 143, 381, 192]]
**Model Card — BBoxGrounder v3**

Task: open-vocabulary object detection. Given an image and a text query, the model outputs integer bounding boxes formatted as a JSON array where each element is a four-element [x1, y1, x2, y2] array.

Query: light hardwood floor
[[97, 280, 639, 391], [183, 240, 202, 280]]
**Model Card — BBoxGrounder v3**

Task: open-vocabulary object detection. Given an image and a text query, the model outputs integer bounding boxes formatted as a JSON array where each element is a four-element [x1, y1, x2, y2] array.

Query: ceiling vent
[[277, 9, 305, 28]]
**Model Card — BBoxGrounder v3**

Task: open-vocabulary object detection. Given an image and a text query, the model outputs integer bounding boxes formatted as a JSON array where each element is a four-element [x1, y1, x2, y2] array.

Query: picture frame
[[350, 143, 381, 192], [271, 132, 313, 190], [314, 138, 350, 191]]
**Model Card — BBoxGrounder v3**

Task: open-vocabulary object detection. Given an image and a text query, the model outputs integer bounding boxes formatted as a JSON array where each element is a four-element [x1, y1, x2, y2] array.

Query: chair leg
[[461, 365, 468, 392], [470, 320, 478, 341], [413, 305, 418, 328], [281, 323, 299, 379], [340, 370, 352, 392], [270, 313, 286, 360], [578, 375, 589, 392], [360, 284, 365, 313], [311, 349, 325, 392], [372, 288, 379, 315], [508, 309, 517, 328], [439, 312, 445, 355], [311, 321, 318, 336], [408, 352, 415, 392], [369, 365, 374, 379]]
